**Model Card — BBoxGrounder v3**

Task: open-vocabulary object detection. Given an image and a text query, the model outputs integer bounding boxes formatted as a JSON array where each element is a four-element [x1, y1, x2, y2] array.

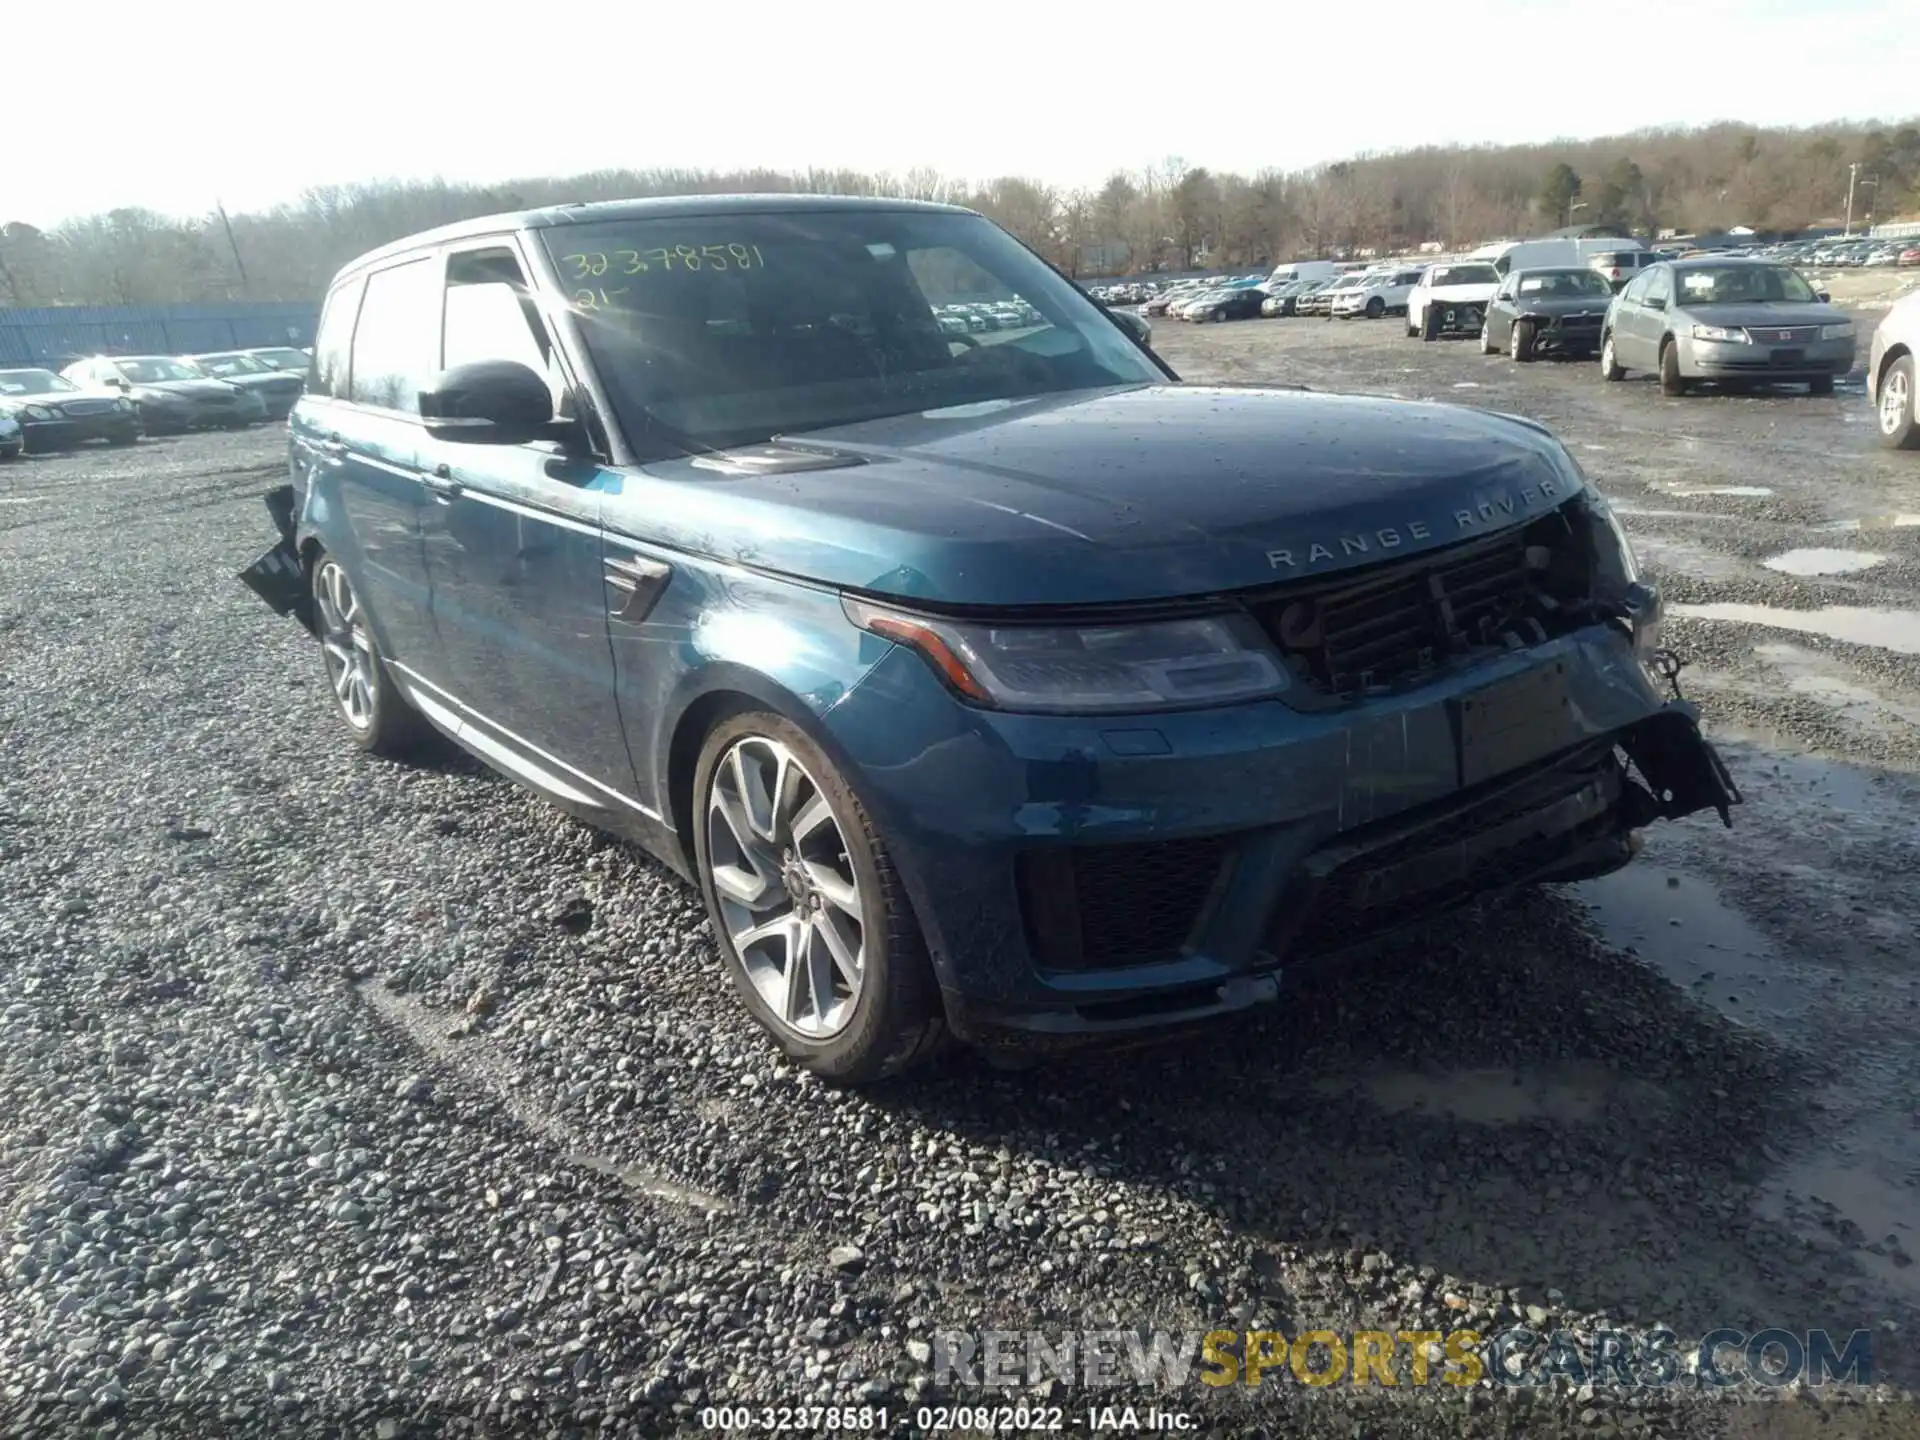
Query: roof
[[340, 193, 976, 278]]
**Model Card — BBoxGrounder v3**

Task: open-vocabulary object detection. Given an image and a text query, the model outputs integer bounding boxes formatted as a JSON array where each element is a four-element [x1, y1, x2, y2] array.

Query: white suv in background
[[1331, 266, 1427, 319], [1406, 261, 1501, 336]]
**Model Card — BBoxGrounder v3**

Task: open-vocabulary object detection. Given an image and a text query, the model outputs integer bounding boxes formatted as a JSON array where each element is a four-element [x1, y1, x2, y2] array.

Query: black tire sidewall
[[1512, 321, 1534, 362], [691, 710, 936, 1081], [1660, 342, 1687, 395]]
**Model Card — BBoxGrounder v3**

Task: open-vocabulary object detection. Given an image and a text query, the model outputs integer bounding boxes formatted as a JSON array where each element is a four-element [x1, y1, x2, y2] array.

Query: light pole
[[1567, 200, 1588, 229], [1844, 166, 1878, 237]]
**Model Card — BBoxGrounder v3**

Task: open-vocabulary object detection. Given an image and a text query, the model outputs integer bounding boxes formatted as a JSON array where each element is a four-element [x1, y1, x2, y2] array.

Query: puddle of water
[[1609, 506, 1743, 522], [1343, 1062, 1660, 1125], [1451, 382, 1481, 389], [1574, 866, 1806, 1024], [1755, 1110, 1920, 1304], [1816, 513, 1920, 534], [1756, 642, 1920, 733], [1672, 603, 1920, 656], [1662, 485, 1775, 498], [1634, 535, 1749, 581], [0, 496, 45, 505], [1763, 548, 1889, 576]]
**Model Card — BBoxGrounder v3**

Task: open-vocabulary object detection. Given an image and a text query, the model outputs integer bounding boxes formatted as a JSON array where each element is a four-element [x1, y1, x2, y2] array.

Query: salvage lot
[[3, 303, 1920, 1438]]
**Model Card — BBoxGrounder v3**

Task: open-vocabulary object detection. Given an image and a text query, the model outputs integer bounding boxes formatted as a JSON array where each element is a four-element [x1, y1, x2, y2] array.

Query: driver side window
[[1643, 271, 1672, 307]]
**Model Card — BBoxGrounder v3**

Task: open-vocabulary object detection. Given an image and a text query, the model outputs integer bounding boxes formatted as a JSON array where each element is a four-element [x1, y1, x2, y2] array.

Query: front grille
[[1248, 528, 1536, 698], [62, 399, 116, 416], [1019, 836, 1233, 970], [1273, 745, 1623, 958], [1749, 325, 1819, 344], [1551, 313, 1604, 331]]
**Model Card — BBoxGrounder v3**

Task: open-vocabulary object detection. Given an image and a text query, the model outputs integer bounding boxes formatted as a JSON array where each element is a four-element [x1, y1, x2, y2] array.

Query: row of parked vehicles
[[1112, 235, 1919, 452], [0, 346, 311, 454]]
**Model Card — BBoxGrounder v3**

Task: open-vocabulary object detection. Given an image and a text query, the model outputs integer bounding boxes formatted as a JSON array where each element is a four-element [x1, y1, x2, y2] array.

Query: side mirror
[[1646, 297, 1667, 311], [1817, 291, 1831, 303], [418, 360, 553, 444]]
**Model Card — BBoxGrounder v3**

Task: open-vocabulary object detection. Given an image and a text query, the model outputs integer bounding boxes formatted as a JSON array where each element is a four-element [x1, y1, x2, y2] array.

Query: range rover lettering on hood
[[1264, 476, 1564, 570]]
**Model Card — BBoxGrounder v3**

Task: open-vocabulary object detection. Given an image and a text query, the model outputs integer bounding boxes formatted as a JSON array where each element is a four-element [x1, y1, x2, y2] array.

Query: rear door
[[306, 255, 446, 677], [412, 239, 642, 810]]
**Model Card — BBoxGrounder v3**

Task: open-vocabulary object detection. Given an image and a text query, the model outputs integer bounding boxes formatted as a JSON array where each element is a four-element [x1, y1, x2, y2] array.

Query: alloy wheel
[[1883, 368, 1912, 436], [705, 735, 865, 1040], [314, 560, 376, 731]]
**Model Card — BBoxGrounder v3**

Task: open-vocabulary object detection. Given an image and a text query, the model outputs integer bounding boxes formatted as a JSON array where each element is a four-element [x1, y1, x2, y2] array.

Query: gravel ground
[[3, 300, 1919, 1439]]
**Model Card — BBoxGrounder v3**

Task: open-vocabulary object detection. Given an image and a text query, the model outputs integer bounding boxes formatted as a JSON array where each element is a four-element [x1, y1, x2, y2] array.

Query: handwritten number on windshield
[[558, 245, 766, 282]]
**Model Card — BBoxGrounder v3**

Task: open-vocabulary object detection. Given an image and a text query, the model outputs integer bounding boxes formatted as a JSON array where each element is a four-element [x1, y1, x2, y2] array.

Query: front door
[[414, 241, 641, 812]]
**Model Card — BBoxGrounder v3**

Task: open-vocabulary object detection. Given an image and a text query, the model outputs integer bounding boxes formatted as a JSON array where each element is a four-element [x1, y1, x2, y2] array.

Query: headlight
[[1820, 321, 1854, 340], [23, 404, 52, 420], [116, 397, 134, 412], [843, 600, 1289, 713], [1690, 324, 1747, 343], [1574, 487, 1660, 659]]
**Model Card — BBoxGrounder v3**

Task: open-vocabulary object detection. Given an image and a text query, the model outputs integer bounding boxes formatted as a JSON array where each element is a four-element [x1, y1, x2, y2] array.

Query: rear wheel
[[1878, 354, 1918, 449], [693, 712, 946, 1083], [1601, 334, 1626, 380], [311, 555, 428, 756], [1659, 339, 1689, 396], [1511, 319, 1537, 362]]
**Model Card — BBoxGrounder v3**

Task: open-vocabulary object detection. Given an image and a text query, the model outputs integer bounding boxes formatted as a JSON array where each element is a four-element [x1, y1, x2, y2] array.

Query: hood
[[595, 385, 1582, 607], [1427, 281, 1498, 301], [1518, 294, 1615, 316], [133, 378, 244, 400], [1672, 300, 1850, 329], [217, 372, 303, 392]]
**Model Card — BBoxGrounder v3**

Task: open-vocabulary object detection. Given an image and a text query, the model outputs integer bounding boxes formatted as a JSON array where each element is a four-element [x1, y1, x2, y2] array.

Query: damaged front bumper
[[821, 629, 1742, 1045], [237, 485, 313, 629]]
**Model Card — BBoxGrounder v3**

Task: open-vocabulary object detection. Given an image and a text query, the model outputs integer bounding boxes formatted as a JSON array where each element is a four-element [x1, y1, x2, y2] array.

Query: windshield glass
[[194, 354, 272, 376], [0, 368, 75, 394], [1675, 264, 1818, 305], [1516, 270, 1614, 297], [250, 348, 310, 369], [1430, 264, 1499, 286], [541, 210, 1161, 455], [117, 358, 203, 383]]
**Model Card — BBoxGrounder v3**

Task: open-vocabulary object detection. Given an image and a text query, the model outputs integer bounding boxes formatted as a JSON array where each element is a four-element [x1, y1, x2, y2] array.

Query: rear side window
[[349, 257, 444, 414], [310, 277, 364, 399]]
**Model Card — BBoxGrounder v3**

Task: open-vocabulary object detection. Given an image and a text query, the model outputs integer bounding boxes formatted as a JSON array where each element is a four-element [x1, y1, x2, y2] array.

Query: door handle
[[319, 437, 348, 458], [420, 464, 462, 501]]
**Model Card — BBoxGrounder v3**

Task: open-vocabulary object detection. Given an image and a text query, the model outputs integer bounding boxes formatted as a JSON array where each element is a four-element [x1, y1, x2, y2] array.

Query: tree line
[[2, 119, 1916, 309]]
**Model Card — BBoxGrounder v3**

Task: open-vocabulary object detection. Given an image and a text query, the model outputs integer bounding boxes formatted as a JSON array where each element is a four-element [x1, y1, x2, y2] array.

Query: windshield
[[1516, 270, 1614, 297], [250, 347, 310, 369], [542, 210, 1161, 455], [117, 358, 204, 383], [1675, 264, 1818, 305], [0, 368, 75, 394], [1430, 264, 1499, 286], [195, 354, 272, 376]]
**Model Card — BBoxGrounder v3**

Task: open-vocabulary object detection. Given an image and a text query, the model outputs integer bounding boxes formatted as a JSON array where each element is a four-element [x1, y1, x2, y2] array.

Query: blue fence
[[0, 303, 321, 367]]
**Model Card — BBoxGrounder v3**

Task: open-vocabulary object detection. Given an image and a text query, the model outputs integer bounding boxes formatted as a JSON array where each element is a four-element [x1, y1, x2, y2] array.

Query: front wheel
[[1511, 319, 1536, 362], [1600, 335, 1626, 381], [1365, 296, 1384, 319], [693, 713, 946, 1082], [1211, 308, 1226, 323], [1878, 354, 1919, 449], [1479, 321, 1498, 355], [1659, 340, 1689, 396], [311, 555, 428, 756]]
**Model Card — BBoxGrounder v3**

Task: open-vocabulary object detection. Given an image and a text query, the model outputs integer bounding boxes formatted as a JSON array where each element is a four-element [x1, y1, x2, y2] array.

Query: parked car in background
[[1869, 288, 1920, 450], [1262, 278, 1326, 316], [189, 352, 307, 418], [1332, 266, 1426, 320], [0, 366, 143, 450], [1298, 274, 1361, 316], [238, 194, 1738, 1081], [61, 355, 270, 433], [1481, 268, 1614, 361], [1189, 286, 1270, 323], [243, 345, 314, 372], [1900, 247, 1920, 268], [1589, 248, 1658, 291], [1406, 261, 1501, 338], [1600, 258, 1855, 396]]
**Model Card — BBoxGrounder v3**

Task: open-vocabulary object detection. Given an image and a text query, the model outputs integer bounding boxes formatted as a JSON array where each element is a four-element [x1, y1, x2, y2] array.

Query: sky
[[14, 0, 1918, 228]]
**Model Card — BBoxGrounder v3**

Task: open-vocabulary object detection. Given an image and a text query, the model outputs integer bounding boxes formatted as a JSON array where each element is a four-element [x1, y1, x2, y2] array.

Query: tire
[[692, 711, 945, 1083], [1600, 333, 1626, 381], [107, 429, 139, 447], [1808, 374, 1835, 397], [0, 444, 19, 462], [1659, 339, 1688, 396], [1511, 319, 1536, 363], [1878, 354, 1919, 449], [1422, 308, 1442, 342], [1210, 308, 1226, 323], [1365, 296, 1384, 319], [310, 554, 429, 756], [1479, 320, 1498, 355]]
